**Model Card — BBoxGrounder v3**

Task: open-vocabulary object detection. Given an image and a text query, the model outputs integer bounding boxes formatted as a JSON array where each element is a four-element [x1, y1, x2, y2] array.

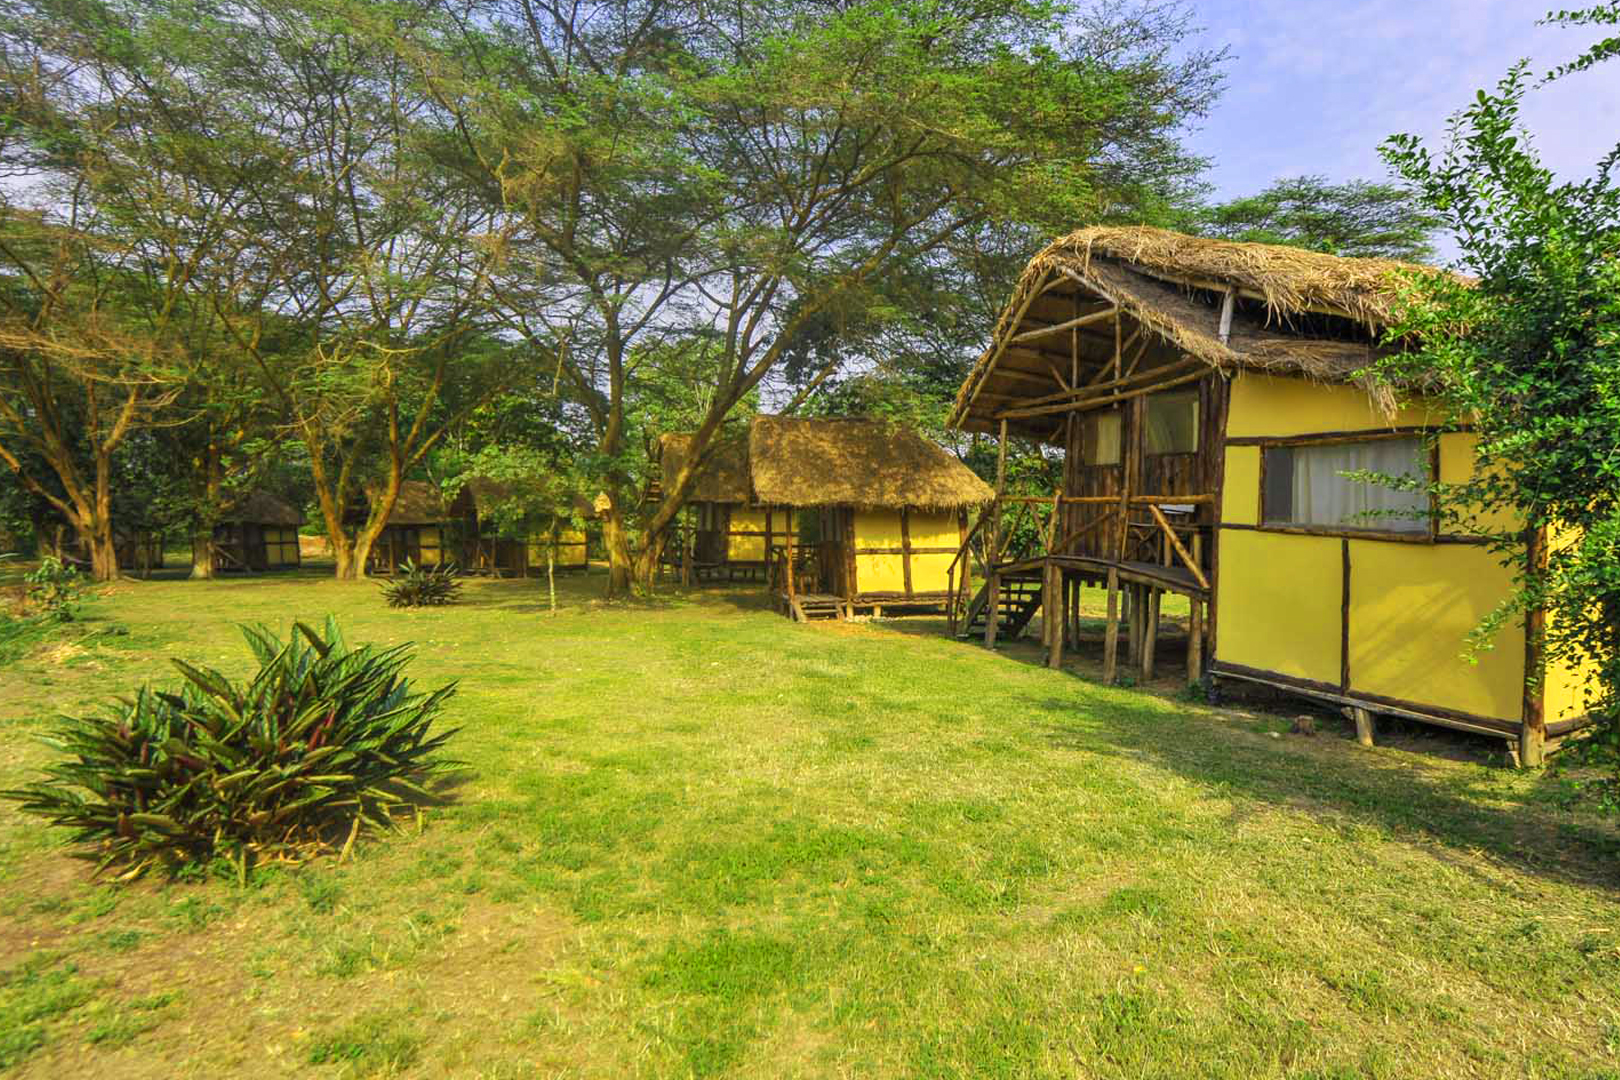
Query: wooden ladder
[[957, 573, 1043, 640]]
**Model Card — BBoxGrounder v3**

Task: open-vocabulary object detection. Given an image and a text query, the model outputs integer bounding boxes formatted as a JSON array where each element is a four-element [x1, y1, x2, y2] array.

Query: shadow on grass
[[1025, 688, 1620, 892]]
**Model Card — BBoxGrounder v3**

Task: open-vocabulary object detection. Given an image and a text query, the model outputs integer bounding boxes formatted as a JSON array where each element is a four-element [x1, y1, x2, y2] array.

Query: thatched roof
[[659, 432, 752, 504], [222, 489, 303, 527], [747, 416, 992, 510], [382, 480, 454, 525], [951, 226, 1443, 441]]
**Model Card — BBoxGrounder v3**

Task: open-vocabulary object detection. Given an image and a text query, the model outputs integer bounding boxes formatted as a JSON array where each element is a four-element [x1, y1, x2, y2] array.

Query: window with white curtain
[[1081, 410, 1122, 466], [1263, 437, 1431, 534], [1145, 390, 1199, 454]]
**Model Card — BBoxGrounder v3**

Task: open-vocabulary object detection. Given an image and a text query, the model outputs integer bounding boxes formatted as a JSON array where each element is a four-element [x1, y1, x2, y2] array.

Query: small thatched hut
[[363, 481, 460, 574], [202, 491, 304, 572], [659, 432, 793, 582], [663, 416, 993, 618], [951, 224, 1594, 765], [460, 480, 592, 575]]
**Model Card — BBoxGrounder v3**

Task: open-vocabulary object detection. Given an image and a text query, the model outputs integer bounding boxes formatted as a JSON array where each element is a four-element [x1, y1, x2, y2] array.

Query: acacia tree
[[1196, 175, 1442, 262], [1377, 4, 1620, 777], [407, 0, 1221, 593], [173, 0, 531, 579]]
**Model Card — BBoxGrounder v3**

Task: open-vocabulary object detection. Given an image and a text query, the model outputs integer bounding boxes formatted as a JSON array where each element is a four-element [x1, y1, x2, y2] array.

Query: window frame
[[1256, 431, 1438, 543], [1144, 387, 1201, 456]]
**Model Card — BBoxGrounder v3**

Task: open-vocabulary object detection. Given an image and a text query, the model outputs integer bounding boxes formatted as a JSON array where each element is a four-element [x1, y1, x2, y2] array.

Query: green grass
[[0, 567, 1617, 1077]]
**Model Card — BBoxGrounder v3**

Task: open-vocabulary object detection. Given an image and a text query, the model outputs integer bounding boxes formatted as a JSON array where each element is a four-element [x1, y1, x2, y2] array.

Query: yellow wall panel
[[1222, 446, 1260, 526], [1347, 541, 1524, 721], [728, 507, 767, 562], [1227, 372, 1436, 439], [909, 552, 956, 594], [854, 509, 906, 593], [908, 511, 960, 549], [1216, 530, 1343, 684], [1437, 432, 1523, 536], [418, 527, 441, 566]]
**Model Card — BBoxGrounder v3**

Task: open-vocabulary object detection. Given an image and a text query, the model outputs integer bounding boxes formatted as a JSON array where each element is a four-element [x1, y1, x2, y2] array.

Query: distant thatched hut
[[662, 417, 993, 619], [362, 481, 460, 574], [659, 432, 796, 582], [202, 491, 304, 572], [460, 480, 593, 575]]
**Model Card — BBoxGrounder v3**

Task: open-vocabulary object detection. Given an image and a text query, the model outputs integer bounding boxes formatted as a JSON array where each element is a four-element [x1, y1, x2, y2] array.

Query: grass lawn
[[1, 568, 1618, 1078]]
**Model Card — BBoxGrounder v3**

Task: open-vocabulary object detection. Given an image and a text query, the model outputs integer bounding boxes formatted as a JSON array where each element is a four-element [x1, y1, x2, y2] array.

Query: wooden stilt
[[1187, 599, 1204, 684], [1047, 564, 1064, 670], [1352, 707, 1376, 748], [983, 572, 1001, 648], [1142, 588, 1160, 681], [1102, 568, 1120, 684], [1519, 723, 1546, 768]]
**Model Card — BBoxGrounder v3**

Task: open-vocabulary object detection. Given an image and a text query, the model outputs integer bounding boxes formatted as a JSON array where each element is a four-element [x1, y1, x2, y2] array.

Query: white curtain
[[1293, 437, 1428, 532]]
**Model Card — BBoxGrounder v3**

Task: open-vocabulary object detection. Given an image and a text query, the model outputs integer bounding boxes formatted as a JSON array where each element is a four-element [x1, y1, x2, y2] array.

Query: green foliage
[[1196, 175, 1442, 261], [2, 617, 459, 877], [24, 556, 83, 621], [1377, 9, 1620, 795], [379, 561, 463, 608]]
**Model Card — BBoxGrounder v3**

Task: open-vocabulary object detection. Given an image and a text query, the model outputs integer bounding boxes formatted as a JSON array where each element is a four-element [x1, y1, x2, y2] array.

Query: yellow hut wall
[[853, 510, 906, 592], [264, 527, 301, 567], [527, 528, 588, 570], [851, 509, 960, 595], [1216, 371, 1531, 724], [727, 508, 796, 563]]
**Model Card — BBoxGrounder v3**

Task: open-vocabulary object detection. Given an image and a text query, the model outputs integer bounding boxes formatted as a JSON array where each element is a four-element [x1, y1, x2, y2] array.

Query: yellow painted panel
[[728, 507, 767, 562], [1216, 530, 1343, 684], [1223, 446, 1260, 526], [910, 553, 956, 593], [1437, 432, 1522, 536], [1347, 541, 1524, 721], [418, 527, 441, 567], [854, 509, 907, 593], [1227, 371, 1436, 439], [908, 511, 960, 549]]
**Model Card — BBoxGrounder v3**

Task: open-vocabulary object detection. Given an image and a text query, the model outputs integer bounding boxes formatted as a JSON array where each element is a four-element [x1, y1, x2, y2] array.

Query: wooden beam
[[999, 367, 1209, 421], [1002, 357, 1205, 414], [1011, 305, 1117, 345], [1147, 503, 1210, 590], [1217, 287, 1235, 345]]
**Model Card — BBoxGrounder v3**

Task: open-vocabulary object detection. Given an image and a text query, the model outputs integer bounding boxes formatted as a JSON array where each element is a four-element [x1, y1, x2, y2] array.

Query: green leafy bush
[[379, 560, 462, 608], [25, 557, 83, 621], [2, 617, 459, 879]]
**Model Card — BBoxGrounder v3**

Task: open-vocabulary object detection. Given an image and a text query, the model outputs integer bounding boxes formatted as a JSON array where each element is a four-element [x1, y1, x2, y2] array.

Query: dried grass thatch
[[380, 480, 453, 525], [659, 432, 752, 504], [222, 490, 304, 527], [748, 416, 992, 511], [952, 226, 1447, 436]]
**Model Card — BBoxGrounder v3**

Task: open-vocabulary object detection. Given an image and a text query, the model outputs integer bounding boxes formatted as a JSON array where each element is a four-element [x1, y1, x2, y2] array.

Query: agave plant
[[3, 617, 459, 879], [379, 560, 462, 608]]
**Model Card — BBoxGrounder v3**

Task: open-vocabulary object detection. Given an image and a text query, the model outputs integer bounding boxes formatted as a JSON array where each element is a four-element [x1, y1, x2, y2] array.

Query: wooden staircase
[[957, 573, 1043, 640], [787, 594, 846, 622]]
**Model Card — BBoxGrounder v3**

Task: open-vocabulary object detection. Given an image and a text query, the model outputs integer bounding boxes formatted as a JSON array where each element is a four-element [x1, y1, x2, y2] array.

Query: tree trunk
[[633, 527, 668, 591], [191, 534, 215, 579], [88, 527, 118, 582], [602, 504, 634, 597]]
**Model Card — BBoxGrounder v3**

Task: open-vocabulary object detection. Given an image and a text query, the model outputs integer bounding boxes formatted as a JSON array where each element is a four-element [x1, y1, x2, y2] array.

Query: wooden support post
[[1520, 527, 1549, 768], [1142, 588, 1160, 681], [1102, 569, 1120, 684], [1046, 564, 1064, 669], [983, 572, 1001, 648], [1352, 707, 1376, 748], [992, 419, 1009, 563], [1187, 599, 1204, 683], [785, 525, 796, 608]]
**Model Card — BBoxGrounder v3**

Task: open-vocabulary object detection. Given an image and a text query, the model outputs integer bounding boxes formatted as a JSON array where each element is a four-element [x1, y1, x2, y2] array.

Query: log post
[[1046, 563, 1064, 669], [1187, 598, 1204, 684], [983, 571, 1001, 648], [1102, 568, 1121, 684], [1142, 588, 1160, 681], [1352, 707, 1376, 748], [1520, 527, 1549, 767]]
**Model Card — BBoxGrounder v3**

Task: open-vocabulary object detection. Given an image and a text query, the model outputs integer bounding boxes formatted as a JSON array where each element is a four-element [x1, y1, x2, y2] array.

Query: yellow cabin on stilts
[[951, 225, 1596, 766]]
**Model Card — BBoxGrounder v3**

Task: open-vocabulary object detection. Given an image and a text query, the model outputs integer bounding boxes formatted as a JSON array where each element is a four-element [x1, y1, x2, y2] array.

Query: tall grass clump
[[379, 560, 463, 608], [3, 617, 458, 880]]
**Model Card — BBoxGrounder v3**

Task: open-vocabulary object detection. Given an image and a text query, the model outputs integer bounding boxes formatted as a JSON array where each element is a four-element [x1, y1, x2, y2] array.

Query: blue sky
[[1183, 0, 1620, 246]]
